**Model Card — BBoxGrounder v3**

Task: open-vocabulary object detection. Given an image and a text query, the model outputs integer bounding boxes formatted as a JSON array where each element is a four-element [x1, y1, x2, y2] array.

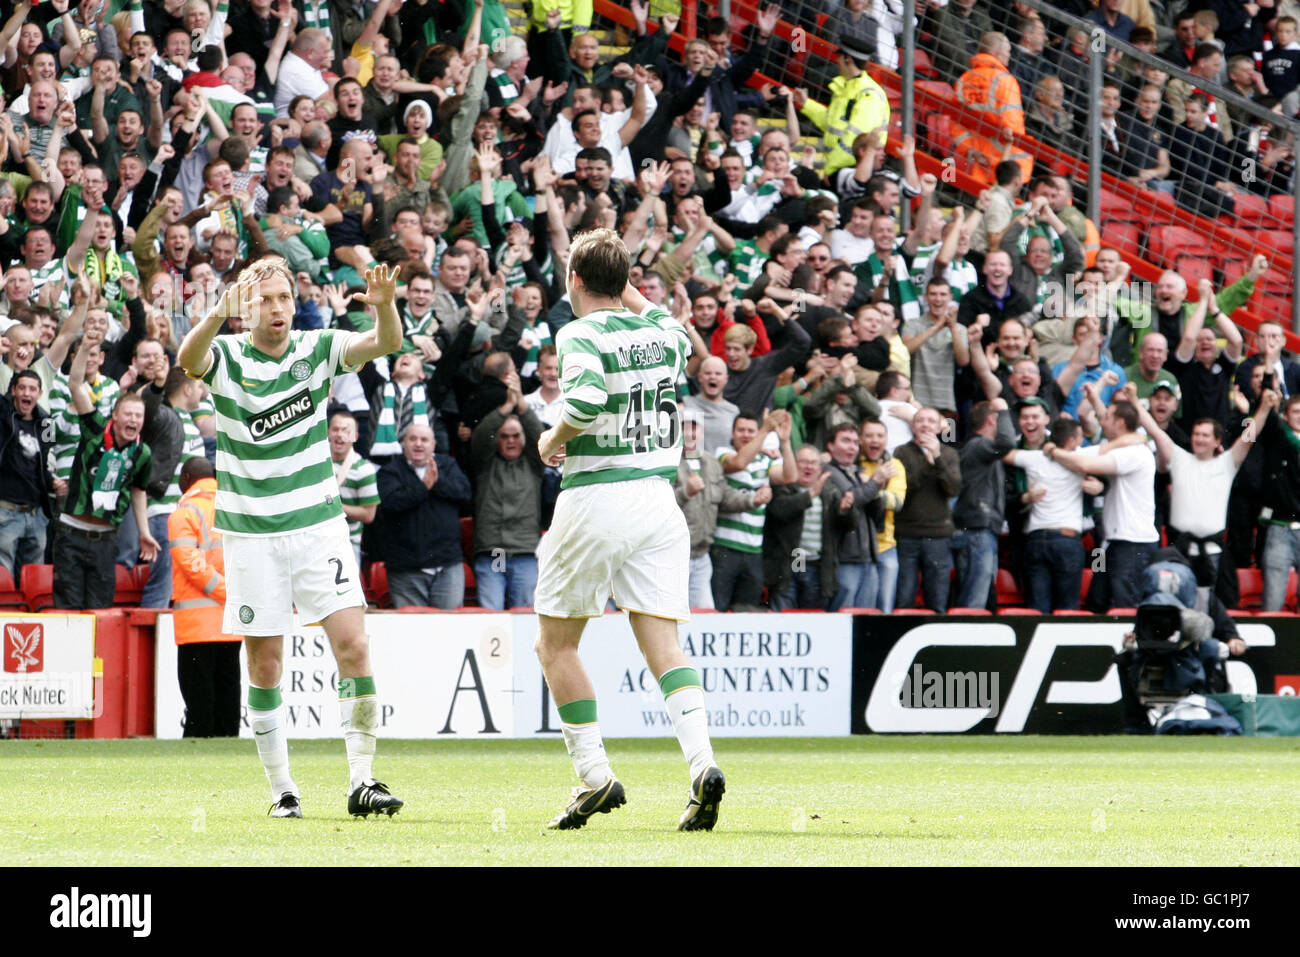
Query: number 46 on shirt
[[622, 378, 680, 453]]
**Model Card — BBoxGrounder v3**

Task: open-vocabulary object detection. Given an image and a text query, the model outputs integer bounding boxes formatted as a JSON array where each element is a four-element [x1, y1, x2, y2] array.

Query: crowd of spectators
[[0, 0, 1295, 618]]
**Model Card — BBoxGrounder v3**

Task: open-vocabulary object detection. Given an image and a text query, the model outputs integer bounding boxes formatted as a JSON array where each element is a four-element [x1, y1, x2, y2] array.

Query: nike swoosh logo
[[682, 707, 702, 715], [336, 588, 349, 595], [254, 729, 272, 735]]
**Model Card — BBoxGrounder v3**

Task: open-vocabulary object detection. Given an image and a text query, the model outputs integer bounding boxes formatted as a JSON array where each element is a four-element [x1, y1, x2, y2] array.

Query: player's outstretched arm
[[178, 279, 258, 379], [344, 263, 404, 367]]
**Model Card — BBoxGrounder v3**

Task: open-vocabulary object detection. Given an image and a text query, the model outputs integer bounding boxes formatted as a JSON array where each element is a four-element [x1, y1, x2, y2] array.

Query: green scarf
[[90, 421, 142, 520], [1016, 222, 1065, 268], [370, 381, 429, 458], [861, 250, 921, 324]]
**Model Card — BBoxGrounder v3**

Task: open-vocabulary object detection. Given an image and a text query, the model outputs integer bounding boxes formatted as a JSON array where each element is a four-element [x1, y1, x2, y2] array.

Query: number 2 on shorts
[[329, 557, 349, 585]]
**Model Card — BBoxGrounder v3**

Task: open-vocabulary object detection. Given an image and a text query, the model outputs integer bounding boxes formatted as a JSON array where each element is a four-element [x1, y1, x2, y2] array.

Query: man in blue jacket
[[374, 423, 472, 608]]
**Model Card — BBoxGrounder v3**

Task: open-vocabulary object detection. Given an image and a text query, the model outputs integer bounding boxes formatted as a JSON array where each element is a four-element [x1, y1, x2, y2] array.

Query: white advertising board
[[0, 614, 97, 719], [156, 612, 851, 738]]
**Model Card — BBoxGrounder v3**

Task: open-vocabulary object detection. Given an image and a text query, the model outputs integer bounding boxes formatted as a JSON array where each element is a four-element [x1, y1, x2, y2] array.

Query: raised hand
[[543, 80, 568, 105], [351, 263, 399, 309], [476, 141, 501, 178], [756, 3, 780, 36]]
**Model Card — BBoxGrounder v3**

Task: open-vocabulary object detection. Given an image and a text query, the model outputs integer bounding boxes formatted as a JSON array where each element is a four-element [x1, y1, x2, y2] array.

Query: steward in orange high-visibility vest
[[168, 457, 241, 738], [951, 33, 1034, 188]]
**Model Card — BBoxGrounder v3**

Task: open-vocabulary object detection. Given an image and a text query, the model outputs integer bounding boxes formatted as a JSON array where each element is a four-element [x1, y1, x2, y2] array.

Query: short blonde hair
[[724, 323, 757, 348]]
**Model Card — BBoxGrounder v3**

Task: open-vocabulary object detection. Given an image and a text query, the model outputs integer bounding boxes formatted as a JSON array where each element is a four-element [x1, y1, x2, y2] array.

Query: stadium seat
[[1098, 188, 1136, 221], [20, 564, 54, 611], [1232, 192, 1271, 224], [1102, 220, 1143, 259], [1254, 229, 1293, 257], [366, 562, 390, 609], [1222, 257, 1248, 285], [1147, 226, 1201, 267], [463, 562, 476, 605], [1259, 294, 1293, 324], [892, 608, 933, 615], [1211, 226, 1255, 261], [460, 517, 474, 561], [0, 567, 25, 610], [914, 47, 938, 78], [1267, 193, 1295, 226], [113, 565, 143, 607], [507, 606, 534, 613], [914, 80, 958, 104], [995, 569, 1023, 608], [839, 607, 881, 614], [1106, 607, 1137, 616], [1080, 567, 1093, 603], [1237, 568, 1263, 609], [998, 608, 1040, 615], [925, 113, 954, 155], [1172, 254, 1215, 286], [947, 607, 992, 615]]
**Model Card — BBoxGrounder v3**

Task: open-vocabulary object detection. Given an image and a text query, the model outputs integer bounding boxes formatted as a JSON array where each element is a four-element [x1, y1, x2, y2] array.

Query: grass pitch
[[6, 736, 1299, 866]]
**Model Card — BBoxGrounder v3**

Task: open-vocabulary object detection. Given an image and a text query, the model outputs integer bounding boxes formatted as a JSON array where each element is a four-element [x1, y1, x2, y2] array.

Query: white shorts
[[222, 519, 366, 636], [535, 477, 690, 621]]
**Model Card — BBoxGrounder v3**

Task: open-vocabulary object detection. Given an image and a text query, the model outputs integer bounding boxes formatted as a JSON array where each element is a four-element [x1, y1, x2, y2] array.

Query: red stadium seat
[[914, 80, 958, 104], [925, 113, 954, 155], [1102, 220, 1143, 259], [839, 607, 881, 614], [998, 607, 1040, 615], [1267, 193, 1295, 227], [1172, 254, 1215, 286], [1211, 226, 1255, 261], [19, 564, 53, 612], [460, 516, 474, 560], [1232, 192, 1270, 224], [995, 568, 1023, 608], [0, 567, 26, 610], [1259, 294, 1294, 324], [1237, 568, 1263, 609], [1147, 226, 1201, 267], [366, 562, 390, 609], [1079, 567, 1093, 604], [113, 564, 143, 607], [1106, 607, 1137, 616], [1254, 228, 1293, 256], [947, 607, 991, 615], [1098, 188, 1136, 221], [1222, 257, 1248, 285], [892, 608, 932, 615], [914, 47, 938, 78], [463, 562, 476, 605]]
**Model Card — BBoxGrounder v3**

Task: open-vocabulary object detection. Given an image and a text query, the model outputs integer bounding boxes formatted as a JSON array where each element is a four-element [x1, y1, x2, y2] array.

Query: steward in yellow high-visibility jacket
[[798, 38, 891, 179], [951, 33, 1034, 188]]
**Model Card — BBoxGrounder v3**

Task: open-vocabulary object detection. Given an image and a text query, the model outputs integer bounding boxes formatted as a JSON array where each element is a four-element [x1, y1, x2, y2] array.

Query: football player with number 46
[[178, 256, 405, 821], [535, 228, 726, 832]]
